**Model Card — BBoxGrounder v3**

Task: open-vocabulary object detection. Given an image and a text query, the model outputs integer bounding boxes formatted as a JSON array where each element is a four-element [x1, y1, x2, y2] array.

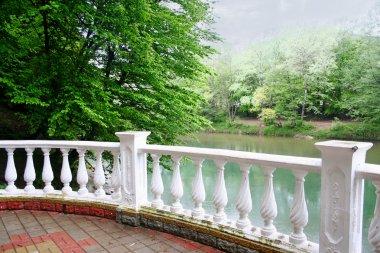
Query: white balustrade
[[369, 180, 380, 252], [94, 150, 106, 197], [111, 151, 121, 199], [151, 154, 164, 208], [24, 148, 36, 193], [289, 170, 308, 244], [60, 148, 72, 194], [5, 148, 17, 193], [260, 166, 277, 236], [236, 163, 252, 229], [191, 158, 206, 218], [213, 160, 228, 223], [3, 134, 380, 253], [76, 149, 88, 195], [170, 155, 183, 213], [42, 148, 54, 193]]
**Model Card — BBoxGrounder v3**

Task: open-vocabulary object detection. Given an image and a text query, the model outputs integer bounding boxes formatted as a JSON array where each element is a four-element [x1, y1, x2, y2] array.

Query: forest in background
[[197, 5, 380, 140]]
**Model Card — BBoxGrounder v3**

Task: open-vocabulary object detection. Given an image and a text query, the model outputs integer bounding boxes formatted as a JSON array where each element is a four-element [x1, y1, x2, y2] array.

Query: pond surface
[[147, 133, 380, 252]]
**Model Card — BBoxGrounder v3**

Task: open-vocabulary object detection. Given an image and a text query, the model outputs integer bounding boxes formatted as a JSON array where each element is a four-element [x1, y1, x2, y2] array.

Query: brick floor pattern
[[0, 210, 223, 253]]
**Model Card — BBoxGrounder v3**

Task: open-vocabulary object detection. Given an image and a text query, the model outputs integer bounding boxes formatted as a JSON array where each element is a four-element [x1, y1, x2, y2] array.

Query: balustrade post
[[289, 170, 308, 244], [60, 148, 72, 194], [151, 154, 164, 208], [213, 160, 228, 223], [5, 148, 17, 193], [170, 155, 183, 213], [111, 151, 121, 199], [192, 158, 206, 218], [116, 131, 150, 209], [236, 163, 252, 230], [24, 148, 36, 193], [316, 140, 372, 253], [76, 149, 88, 195], [369, 180, 380, 252], [42, 148, 54, 193], [260, 166, 277, 236], [94, 150, 106, 197]]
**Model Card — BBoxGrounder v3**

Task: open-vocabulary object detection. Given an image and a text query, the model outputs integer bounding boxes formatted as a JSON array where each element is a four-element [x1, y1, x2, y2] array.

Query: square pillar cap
[[315, 140, 373, 152], [115, 131, 151, 138]]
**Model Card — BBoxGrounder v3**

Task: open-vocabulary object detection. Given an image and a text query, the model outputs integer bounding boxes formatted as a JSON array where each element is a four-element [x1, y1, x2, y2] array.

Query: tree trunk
[[301, 74, 308, 120]]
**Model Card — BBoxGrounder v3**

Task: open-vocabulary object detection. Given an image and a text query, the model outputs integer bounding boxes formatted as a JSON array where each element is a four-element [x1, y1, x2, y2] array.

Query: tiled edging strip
[[0, 197, 116, 219], [0, 197, 287, 253]]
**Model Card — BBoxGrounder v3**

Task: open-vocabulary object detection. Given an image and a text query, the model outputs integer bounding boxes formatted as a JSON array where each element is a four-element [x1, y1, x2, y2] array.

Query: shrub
[[259, 108, 277, 126]]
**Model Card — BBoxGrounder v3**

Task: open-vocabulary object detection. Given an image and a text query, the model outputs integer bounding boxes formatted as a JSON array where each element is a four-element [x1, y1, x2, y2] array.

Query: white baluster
[[24, 148, 36, 193], [260, 166, 277, 236], [60, 148, 72, 194], [236, 163, 252, 229], [170, 155, 183, 213], [289, 170, 308, 244], [369, 180, 380, 252], [192, 158, 205, 218], [213, 160, 228, 223], [76, 149, 88, 195], [111, 151, 121, 199], [42, 148, 54, 193], [94, 150, 105, 197], [5, 148, 17, 193], [151, 154, 163, 208]]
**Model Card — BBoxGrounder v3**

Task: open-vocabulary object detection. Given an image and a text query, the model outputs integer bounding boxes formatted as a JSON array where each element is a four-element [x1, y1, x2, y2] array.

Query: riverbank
[[206, 119, 380, 141]]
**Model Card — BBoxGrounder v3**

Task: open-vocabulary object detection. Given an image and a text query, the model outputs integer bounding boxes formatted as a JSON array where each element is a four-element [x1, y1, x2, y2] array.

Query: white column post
[[369, 180, 380, 252], [5, 148, 17, 193], [170, 155, 183, 213], [76, 149, 88, 195], [236, 163, 252, 230], [116, 131, 150, 209], [213, 160, 228, 223], [60, 148, 72, 194], [289, 170, 308, 244], [151, 154, 164, 208], [111, 150, 121, 199], [24, 147, 36, 193], [94, 149, 106, 197], [316, 140, 372, 253], [260, 166, 277, 236], [42, 148, 54, 193], [192, 158, 206, 218]]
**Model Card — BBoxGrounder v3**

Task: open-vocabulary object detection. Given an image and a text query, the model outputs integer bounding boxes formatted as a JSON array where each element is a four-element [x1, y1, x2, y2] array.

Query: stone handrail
[[0, 132, 379, 253]]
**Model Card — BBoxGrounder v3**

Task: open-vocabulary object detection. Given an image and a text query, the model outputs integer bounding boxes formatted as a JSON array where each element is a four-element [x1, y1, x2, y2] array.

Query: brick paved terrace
[[0, 210, 223, 253]]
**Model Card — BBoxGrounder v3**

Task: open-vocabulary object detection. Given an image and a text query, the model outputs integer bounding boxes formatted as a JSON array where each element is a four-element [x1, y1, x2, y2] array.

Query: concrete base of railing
[[0, 196, 303, 253]]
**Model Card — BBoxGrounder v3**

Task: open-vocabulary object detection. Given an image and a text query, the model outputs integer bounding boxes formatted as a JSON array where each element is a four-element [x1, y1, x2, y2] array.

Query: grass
[[207, 122, 260, 135]]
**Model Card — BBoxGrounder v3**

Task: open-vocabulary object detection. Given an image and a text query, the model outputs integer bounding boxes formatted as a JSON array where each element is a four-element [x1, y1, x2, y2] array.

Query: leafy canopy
[[0, 0, 218, 143]]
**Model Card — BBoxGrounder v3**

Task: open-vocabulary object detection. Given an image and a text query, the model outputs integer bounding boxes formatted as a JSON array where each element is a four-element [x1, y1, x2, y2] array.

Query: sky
[[211, 0, 376, 49]]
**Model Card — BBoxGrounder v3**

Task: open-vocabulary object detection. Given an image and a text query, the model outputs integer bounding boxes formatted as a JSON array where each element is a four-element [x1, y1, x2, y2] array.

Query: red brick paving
[[0, 210, 223, 253]]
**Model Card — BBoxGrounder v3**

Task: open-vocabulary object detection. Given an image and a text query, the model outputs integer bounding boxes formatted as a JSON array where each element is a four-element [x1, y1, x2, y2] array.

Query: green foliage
[[258, 108, 277, 126], [263, 120, 314, 137], [203, 18, 380, 128], [315, 122, 380, 141], [209, 122, 259, 135], [0, 0, 218, 143]]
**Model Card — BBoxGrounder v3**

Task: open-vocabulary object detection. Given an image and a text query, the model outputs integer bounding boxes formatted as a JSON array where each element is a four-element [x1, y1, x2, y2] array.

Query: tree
[[0, 0, 218, 144], [283, 29, 337, 119]]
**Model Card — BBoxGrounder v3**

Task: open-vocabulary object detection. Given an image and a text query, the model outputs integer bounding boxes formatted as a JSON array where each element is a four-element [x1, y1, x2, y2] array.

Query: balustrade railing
[[1, 132, 380, 253], [1, 140, 121, 201]]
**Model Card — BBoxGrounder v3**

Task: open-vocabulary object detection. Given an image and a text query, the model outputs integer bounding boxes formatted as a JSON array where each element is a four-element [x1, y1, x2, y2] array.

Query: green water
[[147, 133, 380, 252]]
